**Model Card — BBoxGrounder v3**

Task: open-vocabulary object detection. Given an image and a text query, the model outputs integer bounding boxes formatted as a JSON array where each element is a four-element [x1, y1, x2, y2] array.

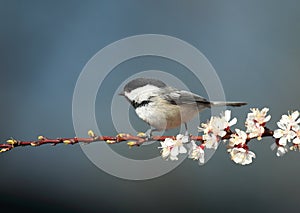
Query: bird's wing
[[162, 89, 211, 106]]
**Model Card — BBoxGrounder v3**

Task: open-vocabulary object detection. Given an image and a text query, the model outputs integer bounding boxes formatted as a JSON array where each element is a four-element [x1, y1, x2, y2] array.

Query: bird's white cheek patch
[[125, 85, 160, 102]]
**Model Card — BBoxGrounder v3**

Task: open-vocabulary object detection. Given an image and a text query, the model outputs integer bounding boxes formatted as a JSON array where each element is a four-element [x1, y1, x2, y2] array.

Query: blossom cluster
[[158, 134, 189, 161], [245, 108, 271, 140], [198, 110, 237, 149], [225, 107, 271, 165], [158, 110, 239, 164], [158, 134, 205, 164], [227, 129, 255, 165], [272, 111, 300, 156], [158, 107, 288, 166]]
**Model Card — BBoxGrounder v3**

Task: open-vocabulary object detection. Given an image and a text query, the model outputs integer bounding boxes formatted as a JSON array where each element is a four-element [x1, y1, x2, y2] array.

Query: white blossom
[[245, 108, 271, 139], [228, 147, 256, 165], [199, 110, 236, 135], [159, 138, 174, 159], [227, 129, 255, 165], [176, 134, 189, 144], [247, 108, 271, 125], [199, 116, 224, 136], [277, 146, 288, 156], [293, 130, 300, 145], [289, 130, 300, 152], [199, 110, 237, 149], [223, 110, 238, 129], [211, 117, 227, 138], [203, 133, 218, 150], [229, 129, 248, 147], [280, 111, 300, 131], [290, 125, 300, 146], [188, 140, 205, 164], [273, 129, 296, 146], [228, 129, 254, 165], [270, 143, 288, 157], [273, 111, 300, 146], [158, 134, 188, 161]]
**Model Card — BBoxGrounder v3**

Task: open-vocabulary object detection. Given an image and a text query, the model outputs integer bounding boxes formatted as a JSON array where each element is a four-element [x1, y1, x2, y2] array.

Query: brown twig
[[0, 134, 204, 152], [0, 127, 275, 153]]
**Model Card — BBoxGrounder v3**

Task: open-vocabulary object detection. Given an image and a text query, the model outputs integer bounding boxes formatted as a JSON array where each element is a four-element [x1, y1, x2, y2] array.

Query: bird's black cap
[[123, 77, 167, 93]]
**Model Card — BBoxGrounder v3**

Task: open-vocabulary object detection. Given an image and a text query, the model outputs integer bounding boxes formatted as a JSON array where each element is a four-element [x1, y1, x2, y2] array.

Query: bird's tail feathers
[[211, 101, 247, 107]]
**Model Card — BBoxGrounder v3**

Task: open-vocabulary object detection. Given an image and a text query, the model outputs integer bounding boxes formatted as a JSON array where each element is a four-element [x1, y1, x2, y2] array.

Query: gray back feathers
[[160, 88, 211, 106]]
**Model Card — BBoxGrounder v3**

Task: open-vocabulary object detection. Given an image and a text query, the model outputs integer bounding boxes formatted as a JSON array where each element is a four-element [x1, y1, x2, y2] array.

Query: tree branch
[[0, 128, 275, 153]]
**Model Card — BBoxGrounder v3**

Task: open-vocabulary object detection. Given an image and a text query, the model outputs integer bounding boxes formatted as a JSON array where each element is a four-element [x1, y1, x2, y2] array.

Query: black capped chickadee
[[119, 77, 246, 136]]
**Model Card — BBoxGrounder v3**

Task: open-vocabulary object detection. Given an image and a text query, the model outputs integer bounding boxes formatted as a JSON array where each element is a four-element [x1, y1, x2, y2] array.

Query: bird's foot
[[184, 130, 192, 142]]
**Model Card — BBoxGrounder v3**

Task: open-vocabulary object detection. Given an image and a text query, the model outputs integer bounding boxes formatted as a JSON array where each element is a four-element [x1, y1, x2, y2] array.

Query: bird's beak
[[118, 91, 125, 96]]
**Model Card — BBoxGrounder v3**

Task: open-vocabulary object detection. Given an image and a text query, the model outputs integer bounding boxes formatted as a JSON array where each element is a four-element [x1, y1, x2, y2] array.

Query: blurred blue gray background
[[1, 0, 300, 212]]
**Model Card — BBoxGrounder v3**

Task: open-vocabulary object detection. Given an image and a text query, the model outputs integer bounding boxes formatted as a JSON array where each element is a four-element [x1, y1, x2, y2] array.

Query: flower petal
[[262, 107, 269, 114], [247, 151, 256, 159], [229, 117, 237, 126], [224, 110, 231, 121], [176, 134, 184, 141], [165, 138, 175, 146], [293, 137, 300, 144], [181, 136, 189, 143], [179, 145, 187, 154], [170, 146, 179, 156], [161, 148, 170, 158], [292, 111, 299, 120], [276, 146, 287, 157], [264, 115, 271, 123], [273, 129, 283, 138], [279, 136, 287, 146], [292, 124, 300, 132], [170, 155, 178, 161], [277, 122, 286, 130]]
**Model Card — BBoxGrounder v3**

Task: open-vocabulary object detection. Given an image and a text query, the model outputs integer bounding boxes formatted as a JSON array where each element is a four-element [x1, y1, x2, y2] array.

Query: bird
[[119, 77, 246, 136]]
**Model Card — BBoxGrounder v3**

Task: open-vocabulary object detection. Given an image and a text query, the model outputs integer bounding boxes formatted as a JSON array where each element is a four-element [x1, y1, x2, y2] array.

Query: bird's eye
[[131, 100, 151, 109]]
